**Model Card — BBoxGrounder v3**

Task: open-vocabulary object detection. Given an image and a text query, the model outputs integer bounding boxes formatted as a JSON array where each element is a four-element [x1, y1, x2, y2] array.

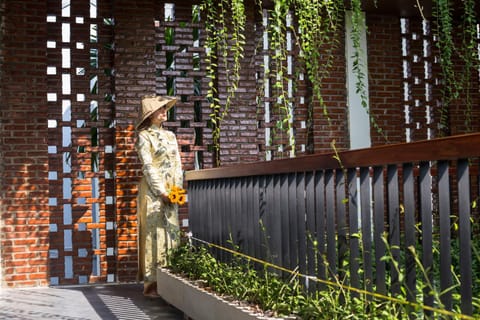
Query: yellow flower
[[176, 193, 186, 206], [167, 185, 187, 205]]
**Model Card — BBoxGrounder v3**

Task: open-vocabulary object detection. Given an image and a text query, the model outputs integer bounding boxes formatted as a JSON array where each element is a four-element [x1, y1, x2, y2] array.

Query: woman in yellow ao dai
[[135, 95, 183, 296]]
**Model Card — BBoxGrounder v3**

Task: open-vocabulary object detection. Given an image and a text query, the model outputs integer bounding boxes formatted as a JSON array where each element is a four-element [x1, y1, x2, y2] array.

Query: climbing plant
[[201, 0, 479, 164], [268, 0, 294, 156], [200, 0, 245, 166], [294, 0, 343, 124], [433, 0, 478, 135], [262, 0, 345, 157], [349, 0, 386, 141], [201, 0, 366, 161], [434, 0, 456, 135], [457, 0, 477, 133]]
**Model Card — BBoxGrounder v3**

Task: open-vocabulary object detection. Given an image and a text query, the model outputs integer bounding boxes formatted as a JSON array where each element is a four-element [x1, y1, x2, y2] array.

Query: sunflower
[[167, 185, 187, 205]]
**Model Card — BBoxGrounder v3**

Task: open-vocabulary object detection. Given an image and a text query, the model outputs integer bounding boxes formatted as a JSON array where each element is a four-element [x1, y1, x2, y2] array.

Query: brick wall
[[218, 4, 263, 163], [1, 1, 478, 287], [113, 0, 158, 282], [367, 14, 404, 145], [447, 28, 480, 135], [0, 0, 4, 286], [0, 0, 49, 287], [311, 23, 349, 153], [367, 14, 480, 144], [0, 0, 4, 104]]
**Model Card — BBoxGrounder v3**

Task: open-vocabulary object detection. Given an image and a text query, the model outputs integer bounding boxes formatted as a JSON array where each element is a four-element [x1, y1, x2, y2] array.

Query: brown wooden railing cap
[[185, 133, 480, 181]]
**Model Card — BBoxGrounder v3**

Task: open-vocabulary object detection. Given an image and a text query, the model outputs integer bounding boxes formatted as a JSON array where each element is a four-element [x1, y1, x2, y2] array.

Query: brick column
[[366, 14, 404, 145], [114, 0, 157, 282], [0, 0, 49, 287]]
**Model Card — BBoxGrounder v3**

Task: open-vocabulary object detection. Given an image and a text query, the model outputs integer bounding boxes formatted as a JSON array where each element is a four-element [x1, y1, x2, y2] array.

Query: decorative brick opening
[[1, 1, 479, 287], [46, 0, 116, 285]]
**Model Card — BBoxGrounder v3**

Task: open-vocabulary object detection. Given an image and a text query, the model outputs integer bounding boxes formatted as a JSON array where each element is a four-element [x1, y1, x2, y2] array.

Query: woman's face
[[150, 106, 168, 126]]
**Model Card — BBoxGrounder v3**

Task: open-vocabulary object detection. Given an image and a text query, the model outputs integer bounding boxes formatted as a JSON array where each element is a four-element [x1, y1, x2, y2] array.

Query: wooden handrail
[[185, 133, 480, 181]]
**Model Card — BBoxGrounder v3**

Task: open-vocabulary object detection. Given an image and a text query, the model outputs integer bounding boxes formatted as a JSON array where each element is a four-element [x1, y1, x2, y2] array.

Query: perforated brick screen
[[2, 0, 479, 287], [46, 0, 116, 285]]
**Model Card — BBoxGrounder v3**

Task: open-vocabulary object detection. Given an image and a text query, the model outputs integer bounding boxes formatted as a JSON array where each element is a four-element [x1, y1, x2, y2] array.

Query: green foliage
[[434, 0, 456, 134], [200, 0, 245, 166], [263, 0, 344, 157], [433, 0, 478, 135], [168, 209, 480, 319], [167, 241, 479, 319], [458, 0, 477, 132], [200, 0, 479, 161], [294, 0, 342, 124], [349, 0, 386, 141], [267, 0, 295, 156]]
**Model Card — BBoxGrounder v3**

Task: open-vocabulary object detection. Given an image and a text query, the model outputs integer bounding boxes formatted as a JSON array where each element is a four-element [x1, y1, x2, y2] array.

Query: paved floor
[[0, 283, 185, 320]]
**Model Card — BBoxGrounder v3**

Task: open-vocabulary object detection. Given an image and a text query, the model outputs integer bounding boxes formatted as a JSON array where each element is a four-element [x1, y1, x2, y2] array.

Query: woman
[[135, 95, 183, 297]]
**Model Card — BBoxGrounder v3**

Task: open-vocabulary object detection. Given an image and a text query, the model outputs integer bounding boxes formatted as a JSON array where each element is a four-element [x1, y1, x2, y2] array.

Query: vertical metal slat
[[252, 176, 261, 264], [288, 173, 299, 271], [315, 170, 326, 283], [403, 163, 416, 304], [271, 175, 282, 271], [387, 164, 401, 296], [360, 166, 372, 296], [419, 162, 433, 312], [347, 168, 360, 293], [457, 159, 473, 315], [280, 174, 291, 272], [297, 173, 307, 280], [305, 171, 316, 291], [325, 170, 336, 278], [437, 160, 452, 311], [373, 166, 386, 295], [335, 169, 348, 281], [245, 177, 255, 260]]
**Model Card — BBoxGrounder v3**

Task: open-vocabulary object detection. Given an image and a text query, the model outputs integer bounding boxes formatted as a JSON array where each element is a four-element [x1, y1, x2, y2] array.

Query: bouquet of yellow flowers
[[168, 185, 187, 205]]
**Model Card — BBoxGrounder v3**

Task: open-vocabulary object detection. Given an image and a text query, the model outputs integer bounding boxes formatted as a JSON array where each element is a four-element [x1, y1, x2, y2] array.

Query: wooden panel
[[186, 133, 480, 181]]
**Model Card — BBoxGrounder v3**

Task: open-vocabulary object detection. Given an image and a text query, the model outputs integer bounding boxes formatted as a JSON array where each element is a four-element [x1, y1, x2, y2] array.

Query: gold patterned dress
[[135, 124, 183, 283]]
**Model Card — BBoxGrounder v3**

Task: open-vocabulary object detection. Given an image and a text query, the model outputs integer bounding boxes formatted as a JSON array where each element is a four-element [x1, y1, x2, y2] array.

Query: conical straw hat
[[135, 95, 177, 130]]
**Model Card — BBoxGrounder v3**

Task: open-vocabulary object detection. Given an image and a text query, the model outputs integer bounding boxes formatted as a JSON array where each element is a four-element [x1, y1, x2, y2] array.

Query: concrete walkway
[[0, 283, 184, 320]]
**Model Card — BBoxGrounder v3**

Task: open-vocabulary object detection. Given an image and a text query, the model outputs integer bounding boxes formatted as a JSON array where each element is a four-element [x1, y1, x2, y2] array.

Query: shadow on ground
[[0, 283, 184, 320]]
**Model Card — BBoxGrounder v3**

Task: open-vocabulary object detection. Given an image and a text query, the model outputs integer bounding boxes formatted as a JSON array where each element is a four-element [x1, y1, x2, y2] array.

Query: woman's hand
[[160, 192, 171, 203]]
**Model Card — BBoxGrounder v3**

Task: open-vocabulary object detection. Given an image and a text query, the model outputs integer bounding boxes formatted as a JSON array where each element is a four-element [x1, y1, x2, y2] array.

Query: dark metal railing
[[185, 133, 480, 317]]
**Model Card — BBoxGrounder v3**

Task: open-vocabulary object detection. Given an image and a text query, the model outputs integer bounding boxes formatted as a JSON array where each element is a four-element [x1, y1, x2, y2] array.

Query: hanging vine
[[294, 0, 342, 119], [200, 0, 479, 164], [264, 0, 345, 157], [458, 0, 477, 133], [434, 0, 478, 135], [434, 0, 456, 135], [267, 0, 294, 156], [201, 0, 245, 166], [349, 0, 386, 141], [294, 0, 343, 151]]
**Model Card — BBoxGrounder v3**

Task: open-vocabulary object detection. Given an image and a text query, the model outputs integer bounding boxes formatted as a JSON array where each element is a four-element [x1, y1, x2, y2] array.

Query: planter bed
[[156, 267, 290, 320]]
